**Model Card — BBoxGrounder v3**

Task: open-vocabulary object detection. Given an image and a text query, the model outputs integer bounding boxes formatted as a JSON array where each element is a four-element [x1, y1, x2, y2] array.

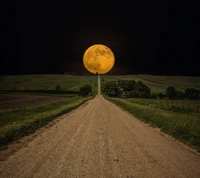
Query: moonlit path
[[0, 77, 200, 177]]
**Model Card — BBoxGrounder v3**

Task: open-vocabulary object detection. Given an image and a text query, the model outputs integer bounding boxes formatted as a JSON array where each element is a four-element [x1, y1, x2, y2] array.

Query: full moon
[[83, 44, 115, 74]]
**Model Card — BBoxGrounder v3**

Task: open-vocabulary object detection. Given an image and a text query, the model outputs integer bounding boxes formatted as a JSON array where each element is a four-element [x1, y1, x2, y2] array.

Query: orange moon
[[83, 44, 115, 74]]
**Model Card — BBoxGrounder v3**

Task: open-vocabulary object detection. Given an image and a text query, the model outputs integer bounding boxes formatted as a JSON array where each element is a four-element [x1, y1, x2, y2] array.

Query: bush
[[166, 86, 177, 99], [84, 84, 92, 93], [150, 93, 157, 99], [138, 92, 150, 98], [56, 85, 60, 91], [185, 88, 200, 100], [176, 90, 185, 99], [102, 81, 120, 97], [107, 90, 118, 97], [79, 85, 92, 96], [157, 93, 165, 99]]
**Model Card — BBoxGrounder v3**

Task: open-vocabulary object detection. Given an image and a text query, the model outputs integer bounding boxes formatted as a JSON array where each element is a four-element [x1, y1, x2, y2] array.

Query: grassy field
[[0, 74, 98, 149], [105, 96, 200, 152], [0, 94, 65, 111], [0, 74, 98, 96], [101, 74, 200, 93], [1, 74, 200, 95], [125, 98, 200, 113], [0, 96, 93, 150]]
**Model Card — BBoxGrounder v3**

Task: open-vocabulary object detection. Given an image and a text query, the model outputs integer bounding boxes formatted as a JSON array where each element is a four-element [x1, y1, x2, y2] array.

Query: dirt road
[[0, 76, 200, 177]]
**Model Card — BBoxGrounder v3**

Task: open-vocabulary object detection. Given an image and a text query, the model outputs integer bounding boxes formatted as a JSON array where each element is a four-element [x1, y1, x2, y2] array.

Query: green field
[[1, 74, 200, 95], [0, 74, 98, 96], [101, 74, 200, 93], [125, 98, 200, 113]]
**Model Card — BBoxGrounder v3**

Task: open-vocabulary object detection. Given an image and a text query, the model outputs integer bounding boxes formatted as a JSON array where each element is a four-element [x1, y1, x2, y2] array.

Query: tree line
[[101, 79, 200, 100]]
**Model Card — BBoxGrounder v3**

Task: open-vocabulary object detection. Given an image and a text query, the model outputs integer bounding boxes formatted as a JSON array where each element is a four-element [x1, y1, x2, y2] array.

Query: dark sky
[[1, 1, 200, 76]]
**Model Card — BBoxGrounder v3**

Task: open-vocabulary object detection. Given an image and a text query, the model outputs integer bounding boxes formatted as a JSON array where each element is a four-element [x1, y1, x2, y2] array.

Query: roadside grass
[[0, 96, 93, 150], [101, 74, 200, 93], [105, 96, 200, 152]]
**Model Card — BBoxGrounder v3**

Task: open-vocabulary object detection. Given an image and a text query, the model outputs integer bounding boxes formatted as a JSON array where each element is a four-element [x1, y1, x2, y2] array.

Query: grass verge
[[0, 96, 93, 150], [105, 96, 200, 152]]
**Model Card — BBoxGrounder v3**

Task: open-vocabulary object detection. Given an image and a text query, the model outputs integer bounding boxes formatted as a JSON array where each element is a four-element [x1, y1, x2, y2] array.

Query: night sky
[[2, 1, 200, 76]]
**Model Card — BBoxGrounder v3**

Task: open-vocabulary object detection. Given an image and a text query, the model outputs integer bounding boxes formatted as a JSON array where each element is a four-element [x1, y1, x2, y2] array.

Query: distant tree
[[121, 91, 136, 98], [185, 88, 200, 100], [102, 81, 120, 97], [166, 86, 176, 99], [79, 85, 92, 96], [117, 80, 136, 92], [56, 85, 60, 91], [101, 79, 151, 98], [176, 90, 185, 99], [136, 80, 151, 98], [116, 80, 149, 98], [84, 84, 92, 93], [150, 93, 157, 99], [138, 92, 150, 98], [107, 90, 118, 97], [157, 93, 165, 99]]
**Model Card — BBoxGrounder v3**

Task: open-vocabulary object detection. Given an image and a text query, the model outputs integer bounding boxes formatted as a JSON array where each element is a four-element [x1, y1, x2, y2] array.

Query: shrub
[[79, 85, 92, 96], [56, 85, 60, 91], [176, 90, 185, 99], [185, 88, 200, 100], [166, 86, 177, 99], [84, 84, 92, 93], [138, 92, 150, 98], [157, 93, 165, 99], [150, 93, 157, 99]]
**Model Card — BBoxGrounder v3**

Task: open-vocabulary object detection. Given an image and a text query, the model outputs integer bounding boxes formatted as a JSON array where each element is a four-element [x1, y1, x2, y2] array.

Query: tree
[[176, 90, 185, 99], [102, 81, 120, 97], [102, 79, 151, 98], [84, 84, 92, 93], [106, 90, 118, 97], [79, 85, 92, 96], [136, 80, 151, 98], [185, 88, 200, 100], [139, 92, 150, 98], [157, 93, 165, 99], [56, 85, 60, 91], [166, 86, 176, 99], [150, 93, 157, 99]]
